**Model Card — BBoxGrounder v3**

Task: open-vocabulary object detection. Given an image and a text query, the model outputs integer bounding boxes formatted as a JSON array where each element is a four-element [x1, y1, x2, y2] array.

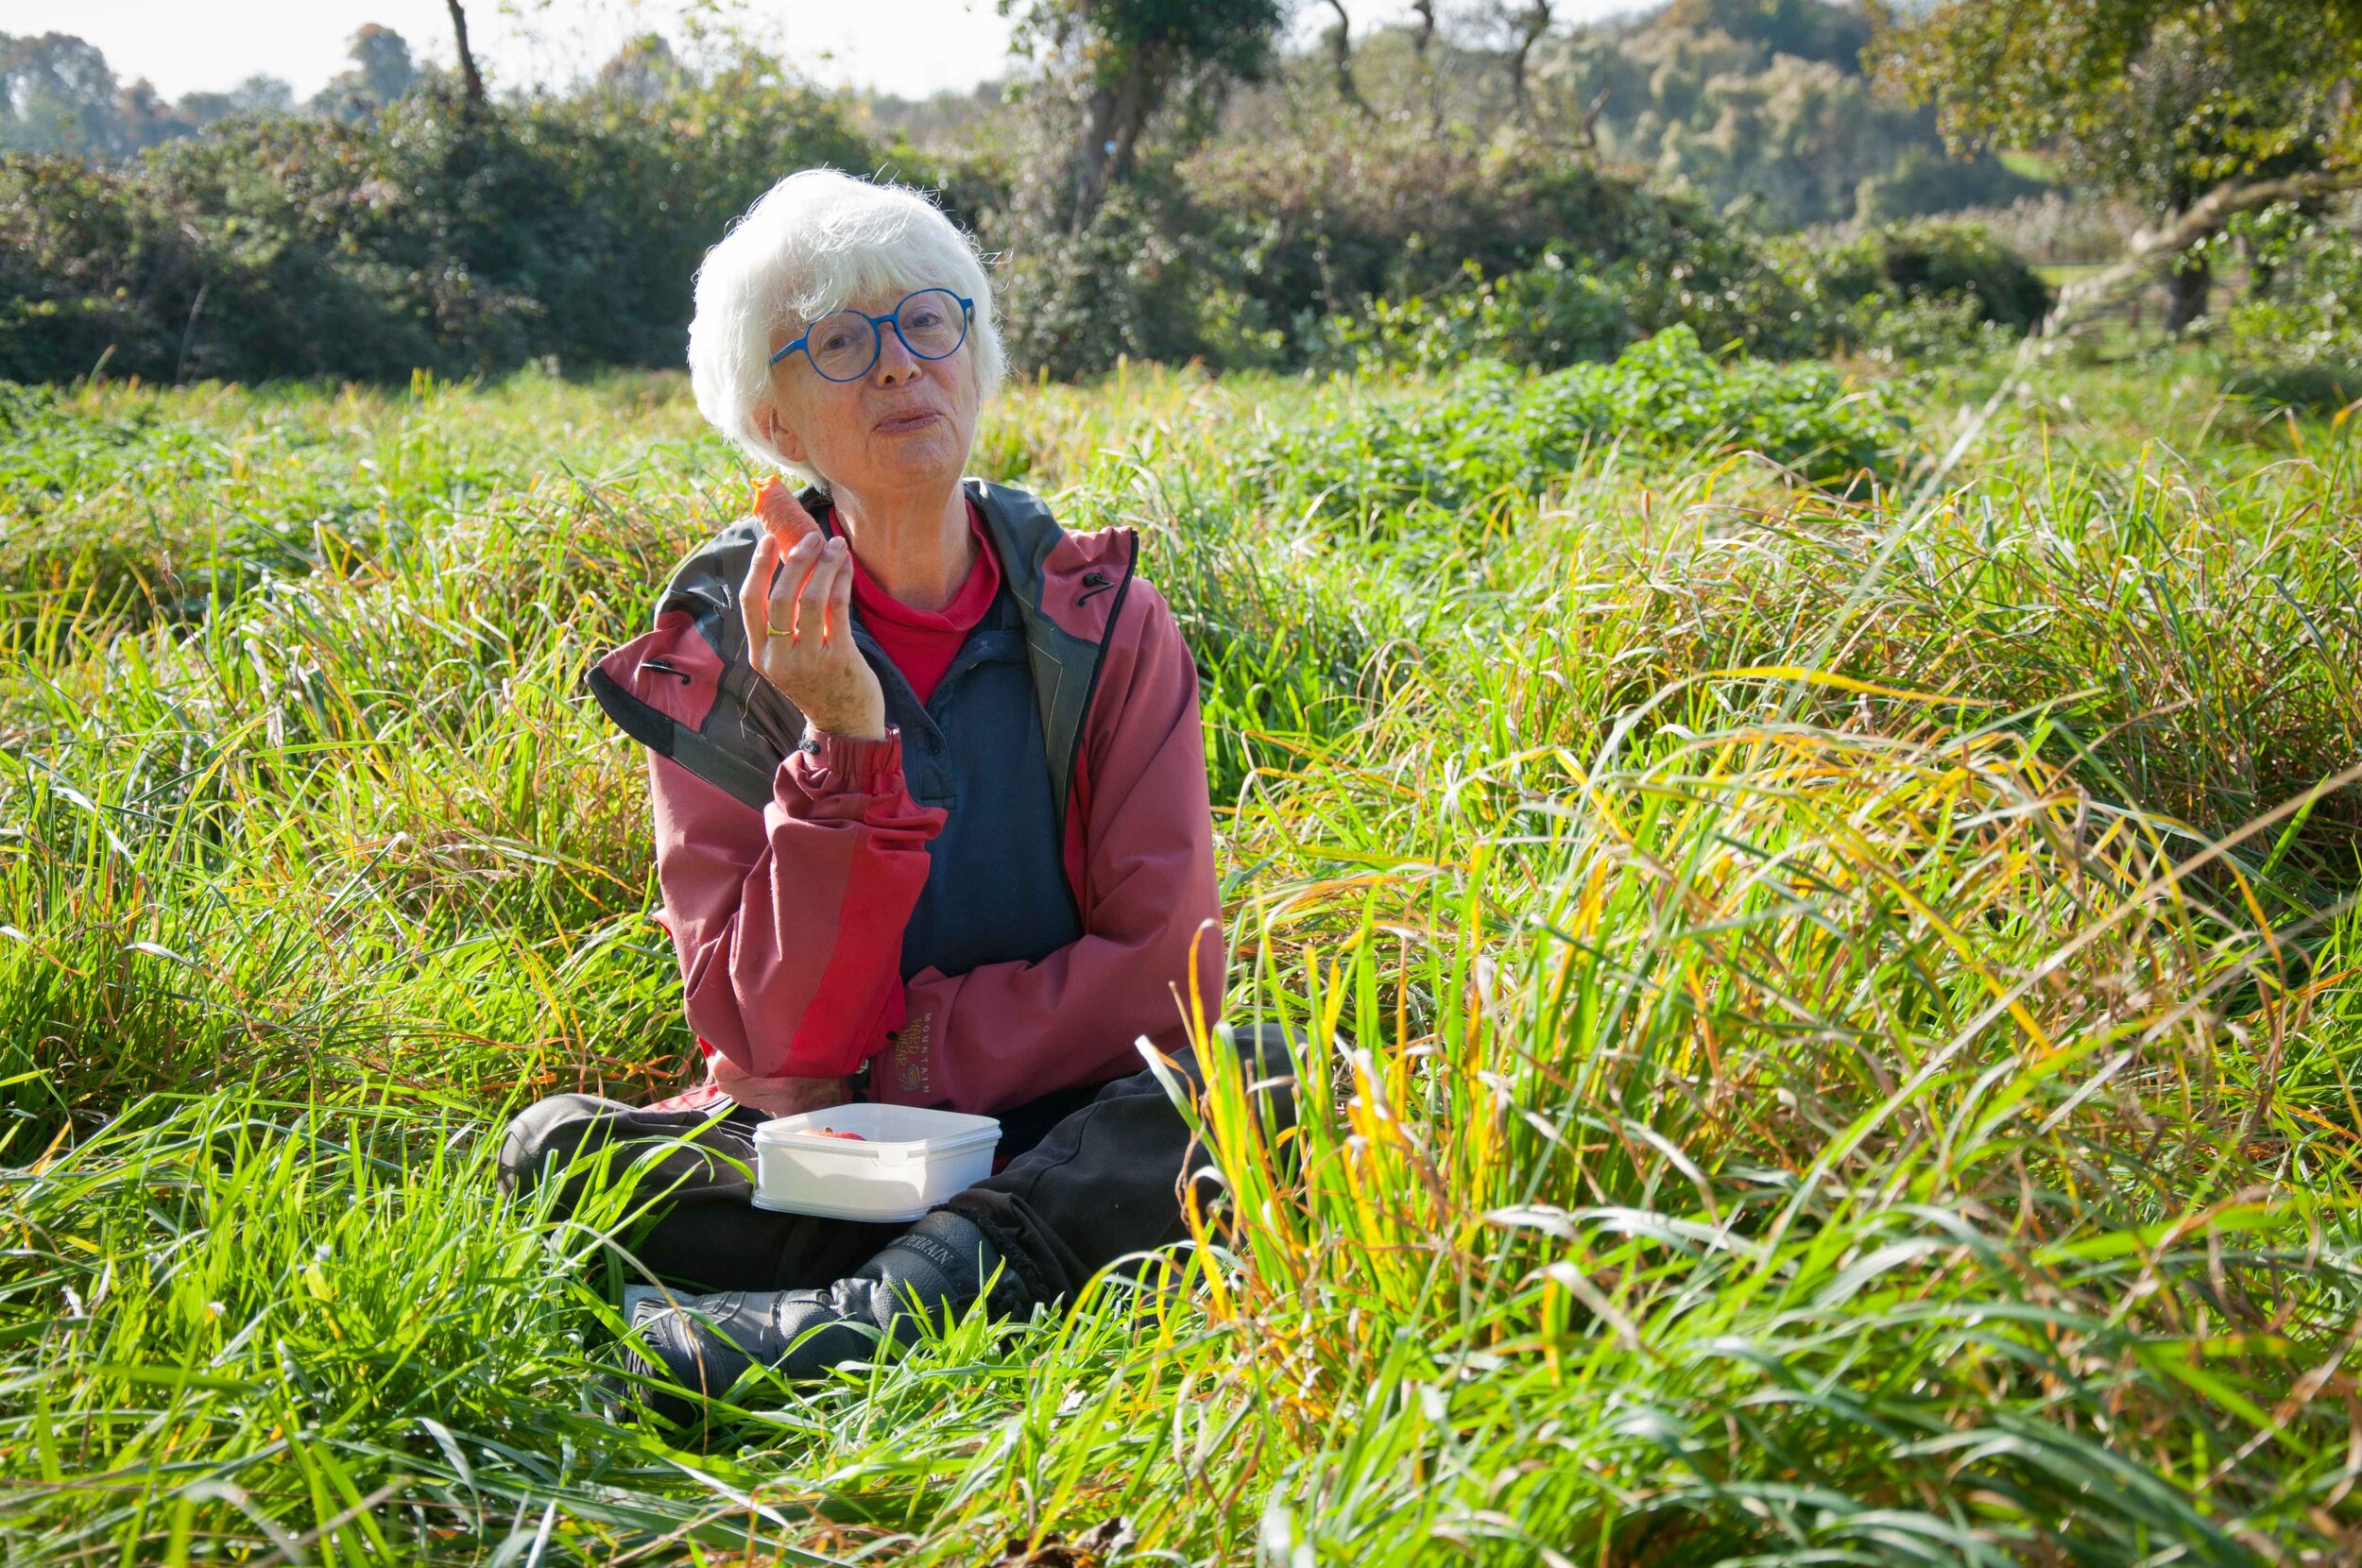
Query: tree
[[177, 76, 297, 127], [596, 33, 679, 105], [1003, 0, 1287, 230], [352, 25, 422, 102], [111, 77, 197, 154], [1533, 16, 2040, 230], [1408, 0, 1439, 59], [316, 26, 421, 119], [1490, 1, 1556, 122], [0, 33, 123, 157], [1657, 0, 1873, 68], [1, 36, 297, 159], [445, 0, 486, 107], [1873, 0, 2362, 332], [1317, 0, 1371, 115]]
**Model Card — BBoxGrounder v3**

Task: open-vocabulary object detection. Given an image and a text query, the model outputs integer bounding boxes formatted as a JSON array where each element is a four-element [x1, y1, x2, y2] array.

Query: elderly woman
[[495, 169, 1285, 1416]]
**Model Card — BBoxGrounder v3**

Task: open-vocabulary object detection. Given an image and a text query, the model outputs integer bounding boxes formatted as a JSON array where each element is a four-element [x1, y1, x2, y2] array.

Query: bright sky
[[2, 0, 1640, 103]]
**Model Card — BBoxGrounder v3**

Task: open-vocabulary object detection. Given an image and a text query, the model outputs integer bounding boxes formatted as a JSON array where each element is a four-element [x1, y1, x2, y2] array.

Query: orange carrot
[[751, 475, 823, 548]]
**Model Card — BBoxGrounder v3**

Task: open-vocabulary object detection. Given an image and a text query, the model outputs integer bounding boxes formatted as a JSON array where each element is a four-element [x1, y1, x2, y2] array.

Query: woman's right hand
[[738, 480, 886, 741], [709, 1052, 851, 1119]]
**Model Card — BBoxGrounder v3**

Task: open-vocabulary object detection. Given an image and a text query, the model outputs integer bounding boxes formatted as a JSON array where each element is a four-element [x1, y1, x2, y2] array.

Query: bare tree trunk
[[445, 0, 486, 106], [2049, 168, 2358, 330], [1409, 0, 1442, 127], [2164, 251, 2211, 335], [1068, 45, 1165, 233], [1323, 0, 1371, 115], [1573, 86, 1607, 151], [1071, 85, 1118, 232], [1106, 56, 1156, 184], [1508, 2, 1553, 122], [2240, 230, 2275, 298]]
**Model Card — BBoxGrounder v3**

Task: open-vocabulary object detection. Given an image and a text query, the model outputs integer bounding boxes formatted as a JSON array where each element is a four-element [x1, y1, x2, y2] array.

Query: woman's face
[[758, 286, 981, 503]]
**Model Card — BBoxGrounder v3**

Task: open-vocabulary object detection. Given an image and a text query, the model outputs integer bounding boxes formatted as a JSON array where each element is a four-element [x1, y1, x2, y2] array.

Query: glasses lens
[[805, 310, 877, 381], [896, 290, 968, 360]]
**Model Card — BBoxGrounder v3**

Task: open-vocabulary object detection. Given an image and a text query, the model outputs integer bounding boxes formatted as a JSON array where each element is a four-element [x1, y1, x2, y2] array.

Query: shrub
[[1948, 191, 2136, 266], [2220, 356, 2362, 418], [1250, 325, 1904, 518], [1792, 216, 2055, 335], [0, 66, 902, 383], [1296, 210, 1848, 377], [1849, 292, 2019, 366], [0, 152, 355, 383], [2219, 201, 2362, 412], [1182, 122, 1816, 366], [1309, 252, 1637, 374], [0, 60, 2060, 388], [1854, 141, 2048, 223], [993, 178, 1274, 381], [987, 122, 2052, 382]]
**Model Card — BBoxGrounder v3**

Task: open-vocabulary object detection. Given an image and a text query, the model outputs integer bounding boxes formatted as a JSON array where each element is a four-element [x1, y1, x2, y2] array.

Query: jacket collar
[[590, 476, 1138, 832]]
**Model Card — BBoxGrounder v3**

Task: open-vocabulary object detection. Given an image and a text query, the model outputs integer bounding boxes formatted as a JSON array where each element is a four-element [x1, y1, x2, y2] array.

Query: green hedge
[[1247, 326, 1907, 515], [0, 68, 901, 383], [0, 70, 2055, 387]]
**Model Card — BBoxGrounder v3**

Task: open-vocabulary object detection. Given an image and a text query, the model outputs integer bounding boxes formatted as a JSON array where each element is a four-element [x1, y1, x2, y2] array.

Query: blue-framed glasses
[[770, 288, 975, 381]]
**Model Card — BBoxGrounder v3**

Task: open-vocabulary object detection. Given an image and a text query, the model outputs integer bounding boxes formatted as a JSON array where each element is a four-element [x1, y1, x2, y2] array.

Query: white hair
[[686, 169, 1005, 490]]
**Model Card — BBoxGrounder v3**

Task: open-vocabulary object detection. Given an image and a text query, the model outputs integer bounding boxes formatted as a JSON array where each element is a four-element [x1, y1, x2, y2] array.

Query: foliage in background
[[990, 174, 1279, 382], [0, 63, 897, 383], [2217, 197, 2362, 412], [1000, 0, 1287, 233], [0, 25, 403, 159], [1936, 189, 2138, 265], [1786, 215, 2056, 354], [987, 0, 2063, 374], [1538, 0, 2043, 230], [1258, 327, 1904, 504], [1041, 117, 2047, 379], [1873, 0, 2362, 330], [1186, 121, 1810, 360], [1308, 215, 2049, 375], [0, 0, 2103, 386], [0, 62, 2046, 387]]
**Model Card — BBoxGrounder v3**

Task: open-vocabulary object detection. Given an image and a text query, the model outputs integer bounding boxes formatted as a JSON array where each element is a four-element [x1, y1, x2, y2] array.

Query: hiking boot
[[616, 1209, 1024, 1423]]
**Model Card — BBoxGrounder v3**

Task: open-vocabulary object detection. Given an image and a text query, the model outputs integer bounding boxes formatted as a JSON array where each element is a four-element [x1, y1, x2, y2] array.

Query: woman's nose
[[872, 326, 920, 382]]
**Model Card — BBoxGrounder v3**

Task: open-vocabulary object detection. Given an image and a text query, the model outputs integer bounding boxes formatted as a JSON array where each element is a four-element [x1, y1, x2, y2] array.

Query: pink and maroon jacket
[[585, 477, 1223, 1116]]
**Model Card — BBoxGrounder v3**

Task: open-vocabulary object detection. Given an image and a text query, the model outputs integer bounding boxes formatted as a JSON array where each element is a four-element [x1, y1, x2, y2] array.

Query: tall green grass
[[2, 349, 2358, 1562]]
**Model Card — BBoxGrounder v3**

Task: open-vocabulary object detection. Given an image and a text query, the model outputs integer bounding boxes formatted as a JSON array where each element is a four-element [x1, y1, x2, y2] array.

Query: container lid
[[753, 1104, 1001, 1159], [758, 1124, 1001, 1157]]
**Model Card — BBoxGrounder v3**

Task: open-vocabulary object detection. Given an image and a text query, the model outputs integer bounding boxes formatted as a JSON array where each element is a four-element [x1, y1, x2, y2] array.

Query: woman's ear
[[756, 401, 809, 467]]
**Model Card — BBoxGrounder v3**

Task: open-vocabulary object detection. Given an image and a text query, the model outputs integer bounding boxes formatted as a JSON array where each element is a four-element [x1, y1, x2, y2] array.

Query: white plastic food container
[[751, 1102, 1001, 1222]]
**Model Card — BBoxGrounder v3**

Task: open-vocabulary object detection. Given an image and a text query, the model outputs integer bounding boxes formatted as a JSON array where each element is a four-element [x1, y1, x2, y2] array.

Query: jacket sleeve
[[870, 580, 1225, 1113], [648, 727, 945, 1080]]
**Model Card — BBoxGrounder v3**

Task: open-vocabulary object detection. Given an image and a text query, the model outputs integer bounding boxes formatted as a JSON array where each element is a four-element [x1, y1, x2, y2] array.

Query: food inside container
[[751, 1102, 1001, 1222]]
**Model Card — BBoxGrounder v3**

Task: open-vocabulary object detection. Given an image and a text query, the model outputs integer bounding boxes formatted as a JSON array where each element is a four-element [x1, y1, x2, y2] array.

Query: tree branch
[[445, 0, 487, 106], [2054, 167, 2360, 323], [1324, 0, 1371, 116]]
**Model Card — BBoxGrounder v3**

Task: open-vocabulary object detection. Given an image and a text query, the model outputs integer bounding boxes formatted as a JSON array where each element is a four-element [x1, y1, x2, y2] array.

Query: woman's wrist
[[750, 665, 885, 742], [808, 720, 890, 743], [798, 724, 902, 790]]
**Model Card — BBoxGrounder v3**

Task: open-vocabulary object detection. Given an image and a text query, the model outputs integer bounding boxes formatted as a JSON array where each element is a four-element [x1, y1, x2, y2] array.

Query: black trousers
[[496, 1024, 1295, 1308]]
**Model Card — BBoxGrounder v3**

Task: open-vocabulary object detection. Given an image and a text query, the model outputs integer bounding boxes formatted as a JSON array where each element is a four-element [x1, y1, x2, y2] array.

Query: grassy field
[[3, 342, 2360, 1564]]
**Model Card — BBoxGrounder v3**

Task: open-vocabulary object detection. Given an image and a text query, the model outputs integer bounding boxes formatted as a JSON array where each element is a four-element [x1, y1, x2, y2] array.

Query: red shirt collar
[[823, 497, 1001, 633]]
